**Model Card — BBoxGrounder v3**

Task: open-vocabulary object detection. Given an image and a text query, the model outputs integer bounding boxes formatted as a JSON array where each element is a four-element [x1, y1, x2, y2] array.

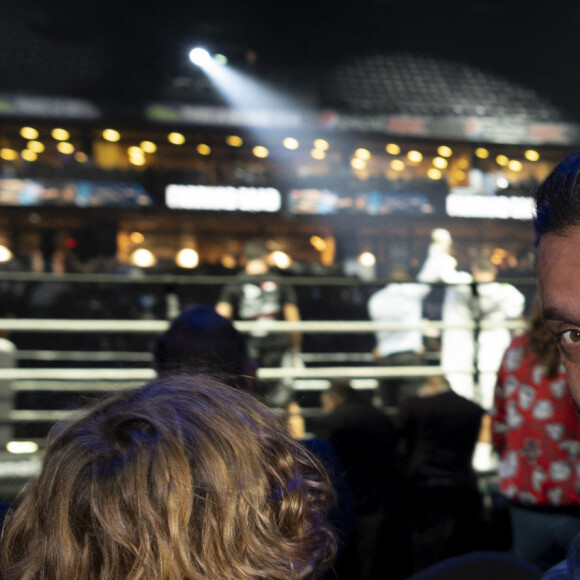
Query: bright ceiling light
[[102, 129, 120, 142], [127, 146, 143, 157], [351, 158, 366, 170], [407, 150, 423, 163], [437, 145, 453, 157], [57, 142, 75, 154], [432, 157, 448, 169], [496, 176, 510, 189], [427, 168, 442, 180], [253, 146, 269, 158], [0, 245, 12, 262], [176, 248, 199, 269], [21, 150, 37, 162], [313, 139, 329, 151], [20, 127, 38, 140], [226, 135, 243, 147], [283, 137, 299, 150], [140, 141, 157, 153], [496, 155, 509, 166], [358, 252, 376, 267], [508, 160, 522, 171], [475, 147, 489, 159], [129, 231, 144, 244], [270, 251, 292, 269], [355, 148, 371, 160], [524, 149, 540, 162], [385, 143, 400, 155], [28, 141, 45, 153], [311, 149, 326, 160], [130, 248, 156, 268], [51, 128, 70, 141], [197, 143, 211, 156], [168, 132, 185, 145], [0, 148, 18, 161], [221, 254, 237, 269], [390, 159, 405, 171]]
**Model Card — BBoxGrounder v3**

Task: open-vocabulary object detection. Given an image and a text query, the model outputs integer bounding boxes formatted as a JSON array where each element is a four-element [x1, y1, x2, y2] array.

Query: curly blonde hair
[[0, 375, 336, 579]]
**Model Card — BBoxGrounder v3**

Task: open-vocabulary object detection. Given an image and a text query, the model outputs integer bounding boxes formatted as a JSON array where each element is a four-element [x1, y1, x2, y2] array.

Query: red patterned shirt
[[492, 332, 580, 506]]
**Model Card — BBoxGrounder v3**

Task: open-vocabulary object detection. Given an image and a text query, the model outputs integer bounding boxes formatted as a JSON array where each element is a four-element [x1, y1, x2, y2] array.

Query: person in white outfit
[[368, 271, 431, 407], [416, 228, 473, 392], [442, 257, 525, 409], [417, 228, 473, 286]]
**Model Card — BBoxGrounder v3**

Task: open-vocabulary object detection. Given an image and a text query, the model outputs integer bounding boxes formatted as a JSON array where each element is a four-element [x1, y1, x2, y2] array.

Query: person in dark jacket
[[311, 379, 412, 580]]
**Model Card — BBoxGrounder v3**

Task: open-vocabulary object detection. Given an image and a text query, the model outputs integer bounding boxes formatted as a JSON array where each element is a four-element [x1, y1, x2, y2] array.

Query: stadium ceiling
[[1, 0, 579, 121]]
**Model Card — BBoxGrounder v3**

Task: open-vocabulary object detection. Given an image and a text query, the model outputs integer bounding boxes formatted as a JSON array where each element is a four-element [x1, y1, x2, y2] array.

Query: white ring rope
[[0, 364, 472, 384], [0, 318, 528, 333]]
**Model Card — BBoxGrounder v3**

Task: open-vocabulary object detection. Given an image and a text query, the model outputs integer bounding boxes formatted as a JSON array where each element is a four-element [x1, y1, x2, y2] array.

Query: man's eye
[[559, 329, 580, 345]]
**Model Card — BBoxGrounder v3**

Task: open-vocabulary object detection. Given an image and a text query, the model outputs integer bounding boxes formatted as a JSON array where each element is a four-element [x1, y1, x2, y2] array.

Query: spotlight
[[189, 47, 213, 68]]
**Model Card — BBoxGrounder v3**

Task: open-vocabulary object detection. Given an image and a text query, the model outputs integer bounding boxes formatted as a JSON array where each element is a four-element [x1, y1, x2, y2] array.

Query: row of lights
[[1, 126, 87, 163], [350, 144, 542, 180], [1, 127, 544, 172], [130, 246, 293, 270]]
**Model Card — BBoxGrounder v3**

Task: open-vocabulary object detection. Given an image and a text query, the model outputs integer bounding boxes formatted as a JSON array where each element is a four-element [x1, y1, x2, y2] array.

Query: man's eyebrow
[[543, 306, 580, 325]]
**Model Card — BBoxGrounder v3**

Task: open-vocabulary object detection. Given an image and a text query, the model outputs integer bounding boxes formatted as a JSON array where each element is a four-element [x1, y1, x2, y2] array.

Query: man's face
[[538, 226, 580, 404]]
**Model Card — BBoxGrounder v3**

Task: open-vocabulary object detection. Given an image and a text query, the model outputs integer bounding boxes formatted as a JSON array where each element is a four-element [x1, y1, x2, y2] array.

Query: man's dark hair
[[534, 148, 580, 245], [154, 305, 252, 389]]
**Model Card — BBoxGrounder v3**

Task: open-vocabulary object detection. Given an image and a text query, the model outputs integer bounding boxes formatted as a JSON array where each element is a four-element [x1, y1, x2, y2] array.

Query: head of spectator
[[417, 374, 451, 397], [0, 375, 337, 579], [153, 305, 256, 391], [243, 239, 270, 275], [471, 257, 498, 283], [320, 378, 357, 413], [431, 227, 453, 253], [534, 149, 580, 402]]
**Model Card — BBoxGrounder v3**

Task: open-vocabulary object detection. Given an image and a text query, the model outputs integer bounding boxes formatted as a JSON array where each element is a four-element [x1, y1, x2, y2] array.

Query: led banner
[[146, 103, 303, 129], [165, 184, 282, 212], [288, 188, 435, 216], [0, 94, 101, 120], [445, 193, 534, 220], [0, 178, 152, 207]]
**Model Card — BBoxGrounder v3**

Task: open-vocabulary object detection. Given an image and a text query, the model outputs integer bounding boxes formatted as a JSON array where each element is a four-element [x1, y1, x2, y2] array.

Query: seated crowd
[[0, 302, 568, 580]]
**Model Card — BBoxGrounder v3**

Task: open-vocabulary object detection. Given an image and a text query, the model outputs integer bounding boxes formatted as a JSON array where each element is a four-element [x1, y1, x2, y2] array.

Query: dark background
[[1, 0, 578, 119]]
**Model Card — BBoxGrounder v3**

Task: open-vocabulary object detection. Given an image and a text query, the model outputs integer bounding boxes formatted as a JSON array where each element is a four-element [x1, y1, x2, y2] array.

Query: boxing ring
[[0, 271, 534, 492]]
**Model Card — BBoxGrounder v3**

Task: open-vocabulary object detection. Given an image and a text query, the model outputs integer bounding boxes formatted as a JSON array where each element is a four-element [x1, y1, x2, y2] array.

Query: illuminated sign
[[165, 185, 282, 212], [446, 193, 534, 220], [288, 188, 434, 216], [0, 178, 151, 207]]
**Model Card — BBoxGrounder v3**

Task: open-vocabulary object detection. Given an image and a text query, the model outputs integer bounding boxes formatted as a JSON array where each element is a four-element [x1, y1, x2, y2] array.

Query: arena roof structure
[[0, 0, 579, 146]]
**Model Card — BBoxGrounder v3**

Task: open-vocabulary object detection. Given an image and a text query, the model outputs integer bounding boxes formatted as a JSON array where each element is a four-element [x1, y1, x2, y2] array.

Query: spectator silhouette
[[367, 270, 431, 408], [310, 379, 412, 580], [216, 239, 301, 407], [397, 375, 486, 572]]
